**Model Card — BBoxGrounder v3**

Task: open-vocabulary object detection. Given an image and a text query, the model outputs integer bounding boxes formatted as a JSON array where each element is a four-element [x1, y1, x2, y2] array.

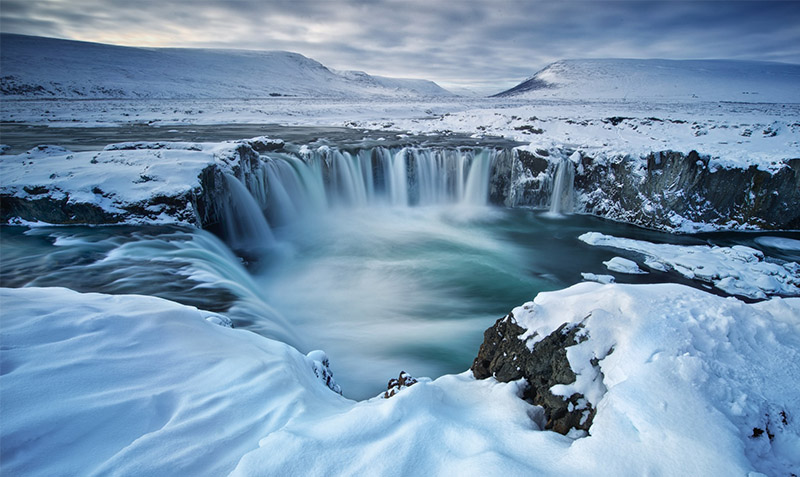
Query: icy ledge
[[580, 232, 800, 299], [2, 284, 799, 475]]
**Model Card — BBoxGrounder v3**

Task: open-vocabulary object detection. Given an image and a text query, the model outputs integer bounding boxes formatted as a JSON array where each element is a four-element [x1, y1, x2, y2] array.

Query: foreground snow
[[2, 284, 798, 475]]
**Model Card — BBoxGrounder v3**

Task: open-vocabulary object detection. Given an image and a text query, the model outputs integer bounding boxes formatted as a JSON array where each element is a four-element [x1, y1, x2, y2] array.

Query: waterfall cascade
[[219, 146, 502, 245], [548, 156, 575, 215], [220, 174, 275, 253]]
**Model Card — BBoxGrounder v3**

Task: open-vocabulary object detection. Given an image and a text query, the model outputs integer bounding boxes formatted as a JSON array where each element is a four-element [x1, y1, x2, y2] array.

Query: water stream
[[2, 138, 798, 399]]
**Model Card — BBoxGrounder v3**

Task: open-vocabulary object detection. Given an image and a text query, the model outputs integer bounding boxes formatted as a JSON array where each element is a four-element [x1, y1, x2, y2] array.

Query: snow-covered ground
[[0, 141, 231, 224], [2, 284, 798, 476], [3, 35, 800, 477], [4, 97, 797, 172]]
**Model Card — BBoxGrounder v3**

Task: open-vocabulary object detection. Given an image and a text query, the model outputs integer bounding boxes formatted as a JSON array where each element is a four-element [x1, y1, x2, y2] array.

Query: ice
[[580, 232, 800, 298], [602, 256, 647, 274], [581, 272, 616, 284], [755, 236, 800, 252]]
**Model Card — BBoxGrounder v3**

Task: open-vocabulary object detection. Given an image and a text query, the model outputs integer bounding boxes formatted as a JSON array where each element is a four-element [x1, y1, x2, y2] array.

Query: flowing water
[[4, 208, 796, 399], [2, 135, 799, 399]]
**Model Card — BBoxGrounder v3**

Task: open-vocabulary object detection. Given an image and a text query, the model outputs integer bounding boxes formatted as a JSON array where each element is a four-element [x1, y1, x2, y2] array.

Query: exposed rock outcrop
[[3, 138, 797, 233], [507, 148, 800, 231], [471, 313, 598, 435]]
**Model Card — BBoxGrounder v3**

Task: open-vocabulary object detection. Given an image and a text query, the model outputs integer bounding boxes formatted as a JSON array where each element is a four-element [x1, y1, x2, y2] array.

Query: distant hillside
[[493, 59, 800, 102], [0, 34, 453, 99]]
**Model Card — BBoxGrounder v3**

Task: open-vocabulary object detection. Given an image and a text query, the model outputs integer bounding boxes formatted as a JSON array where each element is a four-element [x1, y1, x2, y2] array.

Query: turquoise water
[[3, 207, 795, 399]]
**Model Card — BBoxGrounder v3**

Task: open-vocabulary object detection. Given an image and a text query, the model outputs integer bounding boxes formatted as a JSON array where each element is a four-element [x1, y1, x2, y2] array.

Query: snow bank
[[0, 287, 350, 476], [580, 232, 800, 299], [0, 140, 251, 225], [3, 285, 799, 475]]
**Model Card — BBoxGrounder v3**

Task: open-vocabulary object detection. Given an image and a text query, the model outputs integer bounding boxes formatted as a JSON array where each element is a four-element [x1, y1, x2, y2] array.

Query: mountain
[[0, 34, 453, 99], [493, 59, 800, 102]]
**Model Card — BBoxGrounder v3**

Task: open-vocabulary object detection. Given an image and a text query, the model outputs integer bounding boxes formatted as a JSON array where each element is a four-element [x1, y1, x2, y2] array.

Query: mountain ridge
[[0, 33, 453, 99], [493, 58, 800, 102]]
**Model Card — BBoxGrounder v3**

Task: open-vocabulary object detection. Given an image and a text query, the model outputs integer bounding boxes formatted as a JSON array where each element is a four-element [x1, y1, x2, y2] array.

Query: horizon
[[2, 0, 799, 95]]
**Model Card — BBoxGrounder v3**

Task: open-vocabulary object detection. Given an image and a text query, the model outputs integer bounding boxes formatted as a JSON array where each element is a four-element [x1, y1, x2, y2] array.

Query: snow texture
[[2, 285, 798, 476], [580, 232, 800, 299]]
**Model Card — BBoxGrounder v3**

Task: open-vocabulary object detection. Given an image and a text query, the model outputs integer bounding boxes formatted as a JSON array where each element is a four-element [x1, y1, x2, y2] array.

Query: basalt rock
[[471, 313, 597, 435], [575, 151, 800, 230], [506, 148, 800, 231]]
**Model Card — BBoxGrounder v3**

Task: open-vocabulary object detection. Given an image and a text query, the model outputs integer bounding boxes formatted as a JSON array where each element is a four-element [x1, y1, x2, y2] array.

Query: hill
[[493, 58, 800, 102], [0, 34, 453, 99]]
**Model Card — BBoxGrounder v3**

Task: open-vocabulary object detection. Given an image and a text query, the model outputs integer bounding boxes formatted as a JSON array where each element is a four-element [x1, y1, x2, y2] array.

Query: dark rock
[[384, 371, 418, 398], [574, 150, 800, 230], [0, 194, 122, 224], [471, 313, 598, 435], [505, 149, 552, 207]]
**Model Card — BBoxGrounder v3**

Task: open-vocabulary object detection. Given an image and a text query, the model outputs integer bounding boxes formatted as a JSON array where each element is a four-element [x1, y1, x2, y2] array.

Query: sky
[[2, 0, 799, 95]]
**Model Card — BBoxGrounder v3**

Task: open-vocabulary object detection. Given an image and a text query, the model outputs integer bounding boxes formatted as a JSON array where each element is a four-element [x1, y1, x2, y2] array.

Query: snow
[[496, 59, 800, 103], [580, 232, 800, 299], [581, 272, 616, 284], [0, 140, 249, 223], [0, 34, 452, 99], [3, 32, 800, 477], [602, 256, 647, 274], [3, 284, 798, 475]]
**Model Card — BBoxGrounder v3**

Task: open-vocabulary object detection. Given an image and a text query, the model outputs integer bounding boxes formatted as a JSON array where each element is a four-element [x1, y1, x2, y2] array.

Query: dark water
[[2, 208, 796, 399], [0, 122, 523, 154]]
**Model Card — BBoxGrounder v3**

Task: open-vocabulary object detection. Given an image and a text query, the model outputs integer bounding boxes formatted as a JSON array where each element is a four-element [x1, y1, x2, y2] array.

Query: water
[[3, 208, 794, 399], [3, 131, 798, 399], [549, 155, 575, 215]]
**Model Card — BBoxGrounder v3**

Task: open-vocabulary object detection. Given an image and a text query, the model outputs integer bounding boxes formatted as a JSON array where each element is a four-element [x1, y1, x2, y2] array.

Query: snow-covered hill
[[0, 34, 453, 99], [494, 59, 800, 103]]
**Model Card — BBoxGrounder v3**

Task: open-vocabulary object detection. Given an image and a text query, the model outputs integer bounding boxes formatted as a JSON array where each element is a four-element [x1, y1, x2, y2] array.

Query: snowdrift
[[2, 284, 798, 475]]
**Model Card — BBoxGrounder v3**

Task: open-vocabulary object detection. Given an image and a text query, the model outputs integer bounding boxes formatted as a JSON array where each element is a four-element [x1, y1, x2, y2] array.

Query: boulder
[[471, 313, 598, 435]]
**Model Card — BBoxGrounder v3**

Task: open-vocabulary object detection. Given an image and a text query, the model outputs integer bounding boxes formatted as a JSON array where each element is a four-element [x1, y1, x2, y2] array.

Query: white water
[[220, 146, 503, 247], [548, 156, 575, 215], [221, 174, 275, 253]]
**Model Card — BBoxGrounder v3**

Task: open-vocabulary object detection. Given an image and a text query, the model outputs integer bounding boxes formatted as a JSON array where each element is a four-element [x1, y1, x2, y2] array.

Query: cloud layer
[[2, 0, 799, 94]]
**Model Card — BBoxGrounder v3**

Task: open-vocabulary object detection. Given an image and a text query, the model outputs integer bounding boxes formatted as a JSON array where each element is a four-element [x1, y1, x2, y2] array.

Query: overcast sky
[[2, 0, 799, 94]]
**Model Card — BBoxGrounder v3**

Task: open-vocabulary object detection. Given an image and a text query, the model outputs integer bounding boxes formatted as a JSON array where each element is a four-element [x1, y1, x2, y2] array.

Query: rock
[[307, 350, 342, 395], [383, 371, 418, 399], [471, 313, 598, 435]]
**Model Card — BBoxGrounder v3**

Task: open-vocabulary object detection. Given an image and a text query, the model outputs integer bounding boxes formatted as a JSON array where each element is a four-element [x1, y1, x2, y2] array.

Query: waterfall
[[210, 146, 505, 250], [463, 149, 493, 205], [548, 156, 574, 215], [220, 174, 275, 253], [262, 146, 500, 213]]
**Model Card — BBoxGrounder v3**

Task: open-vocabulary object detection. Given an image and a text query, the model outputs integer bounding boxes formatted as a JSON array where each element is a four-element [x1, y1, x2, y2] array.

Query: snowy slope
[[0, 34, 453, 99], [494, 59, 800, 103], [2, 284, 798, 475]]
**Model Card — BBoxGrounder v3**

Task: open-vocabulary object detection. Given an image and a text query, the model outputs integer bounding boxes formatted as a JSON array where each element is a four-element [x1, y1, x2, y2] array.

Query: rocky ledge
[[471, 313, 604, 435]]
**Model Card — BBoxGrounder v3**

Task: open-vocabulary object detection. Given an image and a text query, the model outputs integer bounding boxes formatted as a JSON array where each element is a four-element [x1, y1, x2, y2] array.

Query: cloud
[[2, 0, 798, 95]]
